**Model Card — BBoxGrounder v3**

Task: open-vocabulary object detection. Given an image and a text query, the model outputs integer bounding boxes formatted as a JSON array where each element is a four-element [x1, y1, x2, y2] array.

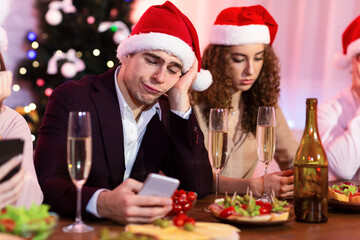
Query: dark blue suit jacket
[[34, 67, 213, 219]]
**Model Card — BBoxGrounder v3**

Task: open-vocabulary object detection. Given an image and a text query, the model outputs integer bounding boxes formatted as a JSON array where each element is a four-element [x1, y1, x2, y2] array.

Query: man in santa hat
[[318, 15, 360, 181], [35, 1, 213, 225]]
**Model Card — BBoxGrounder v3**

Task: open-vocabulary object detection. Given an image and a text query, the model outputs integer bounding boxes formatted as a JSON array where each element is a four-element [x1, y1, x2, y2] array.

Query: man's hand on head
[[167, 59, 198, 113]]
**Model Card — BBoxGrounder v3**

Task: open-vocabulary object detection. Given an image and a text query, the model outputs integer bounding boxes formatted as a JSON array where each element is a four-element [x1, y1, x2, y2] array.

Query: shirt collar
[[114, 65, 162, 121]]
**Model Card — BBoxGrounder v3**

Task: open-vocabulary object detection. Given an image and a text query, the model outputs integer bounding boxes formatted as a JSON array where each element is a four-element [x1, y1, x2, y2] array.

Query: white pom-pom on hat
[[0, 27, 8, 52], [192, 69, 213, 91], [332, 52, 351, 69]]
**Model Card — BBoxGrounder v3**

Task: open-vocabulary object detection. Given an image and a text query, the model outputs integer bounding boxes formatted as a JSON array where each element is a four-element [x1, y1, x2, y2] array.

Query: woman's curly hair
[[191, 44, 280, 135]]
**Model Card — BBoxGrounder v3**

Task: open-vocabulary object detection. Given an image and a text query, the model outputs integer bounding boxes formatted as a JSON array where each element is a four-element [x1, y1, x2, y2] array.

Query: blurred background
[[1, 0, 360, 144]]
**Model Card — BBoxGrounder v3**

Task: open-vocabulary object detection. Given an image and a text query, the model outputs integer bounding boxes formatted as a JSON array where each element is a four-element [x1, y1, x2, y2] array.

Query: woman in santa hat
[[0, 27, 43, 208], [318, 15, 360, 181], [191, 5, 298, 198]]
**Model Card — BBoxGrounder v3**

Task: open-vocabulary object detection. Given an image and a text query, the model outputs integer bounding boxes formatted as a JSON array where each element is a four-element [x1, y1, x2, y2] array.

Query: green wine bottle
[[294, 98, 328, 223]]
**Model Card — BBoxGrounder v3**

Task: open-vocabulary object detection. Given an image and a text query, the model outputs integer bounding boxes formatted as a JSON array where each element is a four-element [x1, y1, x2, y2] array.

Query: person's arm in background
[[0, 71, 43, 207], [1, 107, 44, 207], [0, 152, 25, 209], [318, 56, 360, 180]]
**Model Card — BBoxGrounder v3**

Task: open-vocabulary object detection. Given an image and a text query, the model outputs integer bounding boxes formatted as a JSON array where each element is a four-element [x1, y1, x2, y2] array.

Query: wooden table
[[47, 192, 360, 240]]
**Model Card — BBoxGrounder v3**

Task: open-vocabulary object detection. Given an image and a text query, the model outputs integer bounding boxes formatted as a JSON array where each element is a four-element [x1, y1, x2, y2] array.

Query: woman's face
[[229, 44, 265, 92]]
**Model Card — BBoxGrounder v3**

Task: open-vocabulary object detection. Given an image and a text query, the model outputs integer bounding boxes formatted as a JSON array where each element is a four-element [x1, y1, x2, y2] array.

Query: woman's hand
[[0, 155, 25, 209], [97, 178, 173, 224], [250, 169, 294, 198]]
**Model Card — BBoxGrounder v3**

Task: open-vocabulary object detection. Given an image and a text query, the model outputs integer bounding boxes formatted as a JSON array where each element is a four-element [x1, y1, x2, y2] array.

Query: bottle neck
[[304, 100, 319, 139]]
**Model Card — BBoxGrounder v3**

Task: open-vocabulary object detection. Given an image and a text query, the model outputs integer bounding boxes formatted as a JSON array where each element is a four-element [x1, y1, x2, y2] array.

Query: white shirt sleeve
[[86, 188, 109, 218], [318, 88, 360, 180], [170, 107, 192, 120]]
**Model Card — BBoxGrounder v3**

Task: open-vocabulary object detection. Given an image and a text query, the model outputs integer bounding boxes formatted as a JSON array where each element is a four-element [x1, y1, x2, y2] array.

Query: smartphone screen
[[138, 173, 180, 198], [0, 139, 24, 183]]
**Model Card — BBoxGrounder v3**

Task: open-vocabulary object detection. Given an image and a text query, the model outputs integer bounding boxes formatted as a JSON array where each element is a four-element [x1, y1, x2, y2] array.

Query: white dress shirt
[[318, 87, 360, 180]]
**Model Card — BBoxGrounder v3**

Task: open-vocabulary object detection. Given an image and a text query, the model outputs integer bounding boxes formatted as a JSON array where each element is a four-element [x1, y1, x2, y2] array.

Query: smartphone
[[138, 173, 180, 198], [0, 139, 24, 183]]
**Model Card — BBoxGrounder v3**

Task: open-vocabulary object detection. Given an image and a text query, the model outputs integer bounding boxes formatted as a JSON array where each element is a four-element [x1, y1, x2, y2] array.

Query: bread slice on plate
[[125, 222, 240, 240], [328, 187, 349, 202]]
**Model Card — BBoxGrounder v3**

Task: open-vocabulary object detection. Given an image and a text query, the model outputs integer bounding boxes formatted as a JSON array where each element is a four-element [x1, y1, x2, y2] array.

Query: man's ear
[[120, 55, 130, 65]]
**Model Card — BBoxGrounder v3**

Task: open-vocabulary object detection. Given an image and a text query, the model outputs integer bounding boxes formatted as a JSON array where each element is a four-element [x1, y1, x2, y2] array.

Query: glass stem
[[75, 186, 83, 223], [263, 166, 268, 198], [215, 172, 220, 200]]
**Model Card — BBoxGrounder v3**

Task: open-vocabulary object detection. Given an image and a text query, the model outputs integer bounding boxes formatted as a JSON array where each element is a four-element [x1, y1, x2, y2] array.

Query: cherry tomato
[[184, 217, 196, 226], [177, 196, 188, 205], [182, 202, 193, 212], [178, 189, 187, 198], [259, 207, 271, 214], [173, 213, 187, 227], [0, 219, 15, 232], [172, 204, 182, 214], [241, 204, 247, 210], [219, 206, 235, 218], [262, 202, 272, 211], [187, 192, 197, 202], [255, 201, 264, 206]]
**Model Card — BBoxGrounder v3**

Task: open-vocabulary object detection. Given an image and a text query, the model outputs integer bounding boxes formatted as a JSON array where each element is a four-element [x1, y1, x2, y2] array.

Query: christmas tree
[[15, 0, 133, 144]]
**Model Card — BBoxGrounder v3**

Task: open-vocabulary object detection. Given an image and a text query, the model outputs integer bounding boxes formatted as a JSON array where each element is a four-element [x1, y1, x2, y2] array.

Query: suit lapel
[[91, 68, 125, 187]]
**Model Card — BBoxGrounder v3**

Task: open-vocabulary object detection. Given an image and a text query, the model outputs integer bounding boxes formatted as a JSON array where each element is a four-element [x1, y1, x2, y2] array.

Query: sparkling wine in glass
[[256, 106, 276, 202], [209, 108, 229, 200], [63, 111, 93, 233]]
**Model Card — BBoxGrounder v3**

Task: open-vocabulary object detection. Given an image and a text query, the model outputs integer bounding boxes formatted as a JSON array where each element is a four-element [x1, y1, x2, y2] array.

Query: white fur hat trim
[[117, 32, 195, 72], [210, 24, 270, 45]]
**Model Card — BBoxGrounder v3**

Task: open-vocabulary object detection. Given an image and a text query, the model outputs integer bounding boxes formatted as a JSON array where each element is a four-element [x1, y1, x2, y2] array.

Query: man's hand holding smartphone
[[138, 173, 180, 198], [96, 174, 180, 224]]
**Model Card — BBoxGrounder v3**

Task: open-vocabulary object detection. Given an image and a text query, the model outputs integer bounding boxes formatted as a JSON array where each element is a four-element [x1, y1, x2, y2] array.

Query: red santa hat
[[210, 5, 278, 46], [333, 15, 360, 69], [0, 27, 8, 52], [117, 1, 212, 91]]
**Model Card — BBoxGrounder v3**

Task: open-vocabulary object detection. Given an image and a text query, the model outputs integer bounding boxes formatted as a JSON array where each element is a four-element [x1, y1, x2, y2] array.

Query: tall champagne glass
[[208, 108, 229, 200], [256, 106, 276, 202], [63, 111, 93, 233]]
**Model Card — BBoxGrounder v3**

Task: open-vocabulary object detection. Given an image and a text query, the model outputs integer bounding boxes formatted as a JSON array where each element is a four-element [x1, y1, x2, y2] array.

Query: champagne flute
[[256, 106, 276, 202], [63, 111, 93, 233], [208, 108, 229, 200]]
